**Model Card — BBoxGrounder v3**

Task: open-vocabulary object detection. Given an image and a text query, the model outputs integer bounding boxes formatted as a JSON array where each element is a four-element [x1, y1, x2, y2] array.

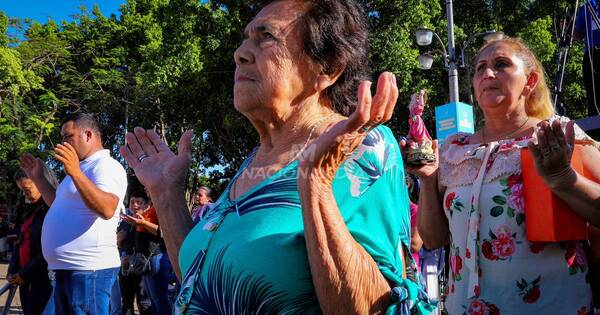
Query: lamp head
[[415, 27, 434, 46], [482, 30, 504, 43], [417, 53, 435, 70]]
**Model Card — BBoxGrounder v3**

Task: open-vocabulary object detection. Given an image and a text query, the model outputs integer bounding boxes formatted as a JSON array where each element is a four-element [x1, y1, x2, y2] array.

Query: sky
[[0, 0, 123, 24]]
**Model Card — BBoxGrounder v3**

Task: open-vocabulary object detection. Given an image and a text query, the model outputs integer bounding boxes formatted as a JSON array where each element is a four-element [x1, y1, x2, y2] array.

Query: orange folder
[[520, 146, 589, 242]]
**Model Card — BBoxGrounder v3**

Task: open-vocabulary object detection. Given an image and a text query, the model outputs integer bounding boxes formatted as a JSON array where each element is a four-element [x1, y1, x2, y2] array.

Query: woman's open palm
[[298, 72, 398, 181], [119, 127, 194, 193]]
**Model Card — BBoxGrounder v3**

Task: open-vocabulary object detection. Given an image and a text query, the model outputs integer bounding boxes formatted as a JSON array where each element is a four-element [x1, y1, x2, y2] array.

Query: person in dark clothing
[[122, 190, 172, 315], [117, 191, 153, 315], [9, 168, 58, 315]]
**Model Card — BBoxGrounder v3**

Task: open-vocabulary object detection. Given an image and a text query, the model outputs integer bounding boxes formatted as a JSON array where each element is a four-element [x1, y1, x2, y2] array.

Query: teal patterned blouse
[[175, 126, 415, 314]]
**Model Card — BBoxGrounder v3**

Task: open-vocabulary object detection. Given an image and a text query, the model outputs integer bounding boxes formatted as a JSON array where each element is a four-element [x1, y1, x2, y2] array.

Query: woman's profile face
[[233, 1, 315, 115], [472, 42, 530, 113], [195, 189, 210, 206], [16, 178, 42, 204]]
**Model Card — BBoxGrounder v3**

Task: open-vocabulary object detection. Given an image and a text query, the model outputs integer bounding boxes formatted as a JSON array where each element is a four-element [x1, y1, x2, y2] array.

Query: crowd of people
[[6, 0, 600, 314]]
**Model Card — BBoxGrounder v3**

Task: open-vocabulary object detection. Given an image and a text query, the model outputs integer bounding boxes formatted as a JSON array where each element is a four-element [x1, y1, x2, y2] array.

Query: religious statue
[[407, 90, 435, 165]]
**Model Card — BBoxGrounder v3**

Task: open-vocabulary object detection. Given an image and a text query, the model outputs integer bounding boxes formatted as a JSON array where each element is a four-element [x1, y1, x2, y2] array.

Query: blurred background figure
[[9, 167, 57, 315], [406, 174, 423, 267], [116, 190, 154, 315], [0, 216, 11, 262], [190, 186, 213, 224], [406, 173, 445, 315], [122, 189, 172, 315]]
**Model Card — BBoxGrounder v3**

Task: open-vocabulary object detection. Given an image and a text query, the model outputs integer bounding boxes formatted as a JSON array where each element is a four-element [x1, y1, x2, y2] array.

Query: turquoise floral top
[[175, 126, 424, 314]]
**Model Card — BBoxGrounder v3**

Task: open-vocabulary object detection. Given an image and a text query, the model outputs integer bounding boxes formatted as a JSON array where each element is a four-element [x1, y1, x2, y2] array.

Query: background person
[[122, 190, 171, 315], [20, 112, 128, 315], [8, 168, 57, 315], [0, 217, 11, 262], [405, 37, 600, 314], [120, 0, 434, 313], [117, 190, 154, 315], [406, 174, 423, 268], [190, 186, 213, 223]]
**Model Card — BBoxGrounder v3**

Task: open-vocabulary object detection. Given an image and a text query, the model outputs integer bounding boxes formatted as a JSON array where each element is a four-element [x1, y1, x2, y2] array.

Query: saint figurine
[[407, 90, 435, 165]]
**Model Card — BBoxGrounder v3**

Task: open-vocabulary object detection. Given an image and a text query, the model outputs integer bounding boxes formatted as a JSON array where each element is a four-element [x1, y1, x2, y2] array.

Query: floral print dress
[[439, 117, 596, 315]]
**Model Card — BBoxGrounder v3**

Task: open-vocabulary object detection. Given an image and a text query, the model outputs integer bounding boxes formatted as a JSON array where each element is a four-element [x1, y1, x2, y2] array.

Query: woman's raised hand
[[527, 119, 576, 189], [19, 153, 45, 180], [119, 127, 193, 194], [297, 72, 398, 182]]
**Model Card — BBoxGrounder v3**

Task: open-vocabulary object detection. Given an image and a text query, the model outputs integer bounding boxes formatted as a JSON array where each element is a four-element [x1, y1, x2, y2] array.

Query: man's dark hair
[[261, 0, 370, 116], [129, 189, 149, 202], [61, 112, 103, 139], [13, 169, 28, 182]]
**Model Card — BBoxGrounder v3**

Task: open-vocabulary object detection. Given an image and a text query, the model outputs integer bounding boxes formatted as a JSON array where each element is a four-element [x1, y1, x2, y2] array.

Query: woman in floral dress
[[405, 37, 600, 314]]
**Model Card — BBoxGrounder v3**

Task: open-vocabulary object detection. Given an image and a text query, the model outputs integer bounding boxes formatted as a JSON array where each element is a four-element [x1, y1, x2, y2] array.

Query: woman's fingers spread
[[125, 132, 145, 159], [20, 154, 33, 167], [119, 145, 138, 168], [527, 141, 542, 161], [383, 74, 398, 121], [565, 120, 576, 148], [21, 153, 34, 165], [370, 72, 391, 123], [346, 81, 372, 133], [178, 130, 194, 157], [552, 120, 568, 149], [134, 127, 158, 155], [147, 129, 171, 153], [537, 123, 549, 149], [545, 121, 560, 148]]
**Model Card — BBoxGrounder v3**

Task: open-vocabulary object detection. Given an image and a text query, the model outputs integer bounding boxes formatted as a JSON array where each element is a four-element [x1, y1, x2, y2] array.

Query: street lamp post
[[414, 8, 504, 144], [414, 1, 504, 102], [445, 0, 459, 103]]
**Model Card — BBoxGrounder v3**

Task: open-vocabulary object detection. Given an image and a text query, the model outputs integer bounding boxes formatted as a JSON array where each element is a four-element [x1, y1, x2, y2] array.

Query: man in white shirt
[[20, 113, 127, 315]]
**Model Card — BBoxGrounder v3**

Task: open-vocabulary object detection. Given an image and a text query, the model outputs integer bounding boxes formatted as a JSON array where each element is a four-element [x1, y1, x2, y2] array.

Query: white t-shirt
[[42, 149, 128, 270]]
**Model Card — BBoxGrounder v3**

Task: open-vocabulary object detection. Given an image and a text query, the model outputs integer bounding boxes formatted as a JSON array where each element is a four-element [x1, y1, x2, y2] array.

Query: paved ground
[[0, 262, 22, 315]]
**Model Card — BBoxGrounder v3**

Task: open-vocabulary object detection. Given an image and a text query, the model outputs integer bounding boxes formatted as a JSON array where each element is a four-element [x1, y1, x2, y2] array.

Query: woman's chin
[[478, 98, 509, 111]]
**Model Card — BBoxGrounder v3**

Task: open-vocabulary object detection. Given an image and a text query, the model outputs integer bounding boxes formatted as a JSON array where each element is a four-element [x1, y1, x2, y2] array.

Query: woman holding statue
[[405, 37, 600, 313]]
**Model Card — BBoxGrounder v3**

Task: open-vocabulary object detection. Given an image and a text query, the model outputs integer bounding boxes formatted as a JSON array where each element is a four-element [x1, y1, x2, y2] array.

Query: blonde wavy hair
[[474, 37, 555, 120]]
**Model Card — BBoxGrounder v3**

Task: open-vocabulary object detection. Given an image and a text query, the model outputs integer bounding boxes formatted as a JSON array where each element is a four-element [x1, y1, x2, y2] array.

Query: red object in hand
[[521, 146, 590, 242]]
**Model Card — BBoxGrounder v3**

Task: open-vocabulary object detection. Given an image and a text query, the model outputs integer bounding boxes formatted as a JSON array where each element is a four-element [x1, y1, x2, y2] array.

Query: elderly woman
[[120, 1, 435, 314], [190, 186, 213, 223], [10, 167, 58, 315], [407, 37, 600, 314]]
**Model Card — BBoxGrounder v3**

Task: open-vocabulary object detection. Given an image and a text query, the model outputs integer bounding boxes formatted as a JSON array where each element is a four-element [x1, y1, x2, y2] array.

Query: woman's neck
[[480, 107, 537, 142], [249, 99, 339, 165]]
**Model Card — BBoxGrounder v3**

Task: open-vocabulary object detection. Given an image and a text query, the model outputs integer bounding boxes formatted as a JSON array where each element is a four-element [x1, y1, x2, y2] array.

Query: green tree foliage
[[0, 0, 591, 204]]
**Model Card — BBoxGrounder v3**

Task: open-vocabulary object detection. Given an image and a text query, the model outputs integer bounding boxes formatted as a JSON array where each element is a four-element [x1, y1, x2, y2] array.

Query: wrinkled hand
[[122, 213, 145, 226], [7, 274, 24, 285], [527, 120, 576, 189], [55, 142, 82, 176], [119, 128, 193, 194], [297, 72, 398, 183], [19, 153, 45, 180], [399, 139, 439, 181]]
